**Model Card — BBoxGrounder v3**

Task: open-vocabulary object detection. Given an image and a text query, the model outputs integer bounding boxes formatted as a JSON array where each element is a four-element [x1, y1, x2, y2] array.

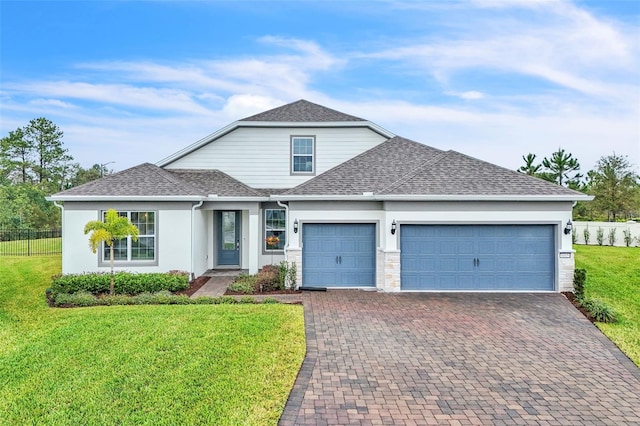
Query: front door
[[217, 211, 240, 266]]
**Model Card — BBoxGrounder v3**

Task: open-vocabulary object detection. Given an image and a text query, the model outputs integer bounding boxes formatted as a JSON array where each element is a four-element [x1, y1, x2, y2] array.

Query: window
[[265, 209, 286, 251], [102, 211, 156, 262], [291, 136, 315, 173]]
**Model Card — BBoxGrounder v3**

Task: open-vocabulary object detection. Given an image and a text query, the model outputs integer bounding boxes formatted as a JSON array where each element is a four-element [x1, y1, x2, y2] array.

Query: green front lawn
[[0, 256, 305, 425], [575, 245, 640, 366]]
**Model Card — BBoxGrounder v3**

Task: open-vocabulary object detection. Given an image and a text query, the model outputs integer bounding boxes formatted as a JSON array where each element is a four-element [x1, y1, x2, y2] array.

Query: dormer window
[[291, 136, 315, 174]]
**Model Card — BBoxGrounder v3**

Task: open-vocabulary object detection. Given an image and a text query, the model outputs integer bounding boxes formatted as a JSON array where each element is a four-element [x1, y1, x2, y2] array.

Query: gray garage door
[[401, 225, 555, 291], [302, 223, 376, 287]]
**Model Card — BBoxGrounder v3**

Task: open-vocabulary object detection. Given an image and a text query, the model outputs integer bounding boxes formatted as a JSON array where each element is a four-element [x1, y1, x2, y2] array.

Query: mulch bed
[[562, 291, 596, 323], [175, 275, 210, 297], [225, 289, 302, 296]]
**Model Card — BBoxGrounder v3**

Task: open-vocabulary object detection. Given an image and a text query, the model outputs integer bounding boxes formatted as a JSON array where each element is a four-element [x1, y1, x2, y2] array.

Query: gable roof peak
[[239, 99, 366, 122]]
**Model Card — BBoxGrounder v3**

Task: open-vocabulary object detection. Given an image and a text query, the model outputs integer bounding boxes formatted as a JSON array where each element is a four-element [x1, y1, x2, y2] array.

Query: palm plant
[[84, 209, 139, 295]]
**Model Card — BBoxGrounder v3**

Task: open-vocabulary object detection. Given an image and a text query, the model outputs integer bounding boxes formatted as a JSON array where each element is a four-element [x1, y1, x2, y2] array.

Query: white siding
[[61, 204, 192, 274], [164, 126, 387, 188]]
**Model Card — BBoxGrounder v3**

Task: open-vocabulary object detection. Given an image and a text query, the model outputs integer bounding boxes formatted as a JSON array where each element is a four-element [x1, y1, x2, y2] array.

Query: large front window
[[102, 211, 156, 262], [265, 209, 286, 251], [291, 136, 315, 173]]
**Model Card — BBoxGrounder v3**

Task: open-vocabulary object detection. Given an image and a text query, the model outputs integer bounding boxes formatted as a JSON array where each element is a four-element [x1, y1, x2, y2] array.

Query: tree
[[84, 209, 139, 295], [541, 148, 582, 187], [68, 163, 109, 188], [518, 153, 543, 176], [22, 117, 72, 191], [589, 153, 639, 221], [0, 127, 34, 184]]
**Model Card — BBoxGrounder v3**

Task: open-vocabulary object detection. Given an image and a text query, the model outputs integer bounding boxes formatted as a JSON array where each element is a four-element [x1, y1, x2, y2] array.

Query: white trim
[[47, 195, 270, 202], [272, 194, 593, 202], [156, 120, 395, 167]]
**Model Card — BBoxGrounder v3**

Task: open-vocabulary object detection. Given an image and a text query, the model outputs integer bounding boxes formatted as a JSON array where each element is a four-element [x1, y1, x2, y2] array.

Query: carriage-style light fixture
[[564, 220, 573, 235], [293, 218, 299, 233], [391, 220, 397, 235]]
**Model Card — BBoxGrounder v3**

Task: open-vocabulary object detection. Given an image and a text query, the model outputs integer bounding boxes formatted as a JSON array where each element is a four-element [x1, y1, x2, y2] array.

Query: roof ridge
[[379, 150, 453, 194], [151, 165, 203, 194], [239, 99, 366, 122], [168, 168, 264, 197]]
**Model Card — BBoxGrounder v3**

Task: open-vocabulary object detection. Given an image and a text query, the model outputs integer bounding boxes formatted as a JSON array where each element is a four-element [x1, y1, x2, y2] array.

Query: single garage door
[[401, 225, 555, 291], [302, 223, 376, 287]]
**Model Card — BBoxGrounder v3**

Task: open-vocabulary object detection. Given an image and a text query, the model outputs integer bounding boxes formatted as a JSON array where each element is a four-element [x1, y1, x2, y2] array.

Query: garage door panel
[[303, 223, 375, 287], [401, 225, 555, 291]]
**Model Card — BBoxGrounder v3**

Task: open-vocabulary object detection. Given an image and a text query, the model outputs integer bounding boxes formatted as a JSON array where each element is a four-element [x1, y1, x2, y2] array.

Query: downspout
[[190, 200, 204, 281], [53, 201, 64, 270], [276, 200, 289, 252]]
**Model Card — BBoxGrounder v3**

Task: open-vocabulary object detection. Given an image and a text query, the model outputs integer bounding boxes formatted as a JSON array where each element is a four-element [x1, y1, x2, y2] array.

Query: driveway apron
[[279, 291, 640, 425]]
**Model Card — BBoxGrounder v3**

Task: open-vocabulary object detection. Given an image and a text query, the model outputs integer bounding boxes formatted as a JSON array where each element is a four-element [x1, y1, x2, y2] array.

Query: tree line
[[518, 149, 640, 221], [1, 118, 112, 228]]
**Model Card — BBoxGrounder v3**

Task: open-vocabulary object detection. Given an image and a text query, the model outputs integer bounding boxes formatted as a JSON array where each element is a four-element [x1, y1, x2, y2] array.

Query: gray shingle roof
[[239, 99, 366, 122], [54, 163, 264, 198], [284, 137, 583, 197], [379, 150, 582, 196], [170, 169, 264, 197], [282, 137, 445, 195]]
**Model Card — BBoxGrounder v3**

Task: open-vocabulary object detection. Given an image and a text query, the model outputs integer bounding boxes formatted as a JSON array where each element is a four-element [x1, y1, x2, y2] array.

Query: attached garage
[[302, 223, 376, 287], [400, 225, 555, 291]]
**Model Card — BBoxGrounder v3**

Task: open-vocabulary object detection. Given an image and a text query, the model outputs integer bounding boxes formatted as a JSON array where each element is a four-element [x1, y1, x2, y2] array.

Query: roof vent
[[208, 194, 218, 198], [362, 192, 374, 196]]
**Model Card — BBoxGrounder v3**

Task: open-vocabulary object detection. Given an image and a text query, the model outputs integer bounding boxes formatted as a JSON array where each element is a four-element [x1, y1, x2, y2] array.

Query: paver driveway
[[279, 291, 640, 425]]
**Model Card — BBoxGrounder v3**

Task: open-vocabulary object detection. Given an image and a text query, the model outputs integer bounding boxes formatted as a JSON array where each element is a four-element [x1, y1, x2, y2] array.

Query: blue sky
[[1, 0, 639, 174]]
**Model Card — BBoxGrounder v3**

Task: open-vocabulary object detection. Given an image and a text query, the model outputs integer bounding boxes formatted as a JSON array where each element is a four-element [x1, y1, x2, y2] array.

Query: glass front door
[[217, 211, 240, 266]]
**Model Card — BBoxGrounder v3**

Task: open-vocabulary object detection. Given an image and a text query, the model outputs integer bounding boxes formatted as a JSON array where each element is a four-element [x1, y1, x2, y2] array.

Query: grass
[[0, 256, 305, 425], [575, 245, 640, 366], [0, 237, 61, 255]]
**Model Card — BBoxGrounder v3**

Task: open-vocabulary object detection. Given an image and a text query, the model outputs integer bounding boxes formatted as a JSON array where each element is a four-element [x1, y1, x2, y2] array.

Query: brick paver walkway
[[279, 291, 640, 425]]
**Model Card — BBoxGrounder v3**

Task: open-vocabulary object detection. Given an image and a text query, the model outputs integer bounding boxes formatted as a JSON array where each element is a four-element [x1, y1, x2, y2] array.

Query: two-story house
[[50, 100, 591, 292]]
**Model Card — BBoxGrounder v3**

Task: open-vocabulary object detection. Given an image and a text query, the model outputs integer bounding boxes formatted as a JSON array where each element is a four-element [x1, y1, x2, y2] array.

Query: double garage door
[[401, 225, 555, 291], [301, 223, 555, 291]]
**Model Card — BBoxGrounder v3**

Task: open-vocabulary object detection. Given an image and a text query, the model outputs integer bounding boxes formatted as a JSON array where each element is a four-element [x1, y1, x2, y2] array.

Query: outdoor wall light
[[293, 218, 299, 233], [391, 220, 397, 235], [564, 220, 573, 235]]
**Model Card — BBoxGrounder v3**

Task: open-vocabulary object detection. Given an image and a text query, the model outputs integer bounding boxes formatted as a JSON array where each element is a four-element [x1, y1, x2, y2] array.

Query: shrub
[[102, 294, 135, 305], [50, 271, 189, 296], [216, 296, 237, 304], [278, 261, 298, 290], [239, 296, 256, 304], [193, 296, 216, 304], [229, 274, 256, 294], [573, 268, 587, 302], [623, 228, 633, 247], [261, 297, 279, 304], [54, 291, 99, 307], [583, 226, 591, 245], [571, 228, 577, 244], [582, 299, 618, 323], [596, 227, 604, 246], [607, 228, 617, 246], [256, 268, 280, 292]]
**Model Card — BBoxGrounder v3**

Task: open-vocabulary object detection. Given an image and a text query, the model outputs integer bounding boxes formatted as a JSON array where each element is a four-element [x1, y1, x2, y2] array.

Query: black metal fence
[[0, 228, 62, 256]]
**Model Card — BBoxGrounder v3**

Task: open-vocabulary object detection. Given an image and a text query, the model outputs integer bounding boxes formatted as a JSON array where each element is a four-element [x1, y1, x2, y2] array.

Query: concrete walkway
[[279, 291, 640, 425], [190, 269, 244, 298]]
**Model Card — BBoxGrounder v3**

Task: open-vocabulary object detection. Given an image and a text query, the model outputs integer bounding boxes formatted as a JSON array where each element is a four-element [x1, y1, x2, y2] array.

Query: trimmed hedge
[[51, 291, 280, 307], [50, 271, 189, 296]]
